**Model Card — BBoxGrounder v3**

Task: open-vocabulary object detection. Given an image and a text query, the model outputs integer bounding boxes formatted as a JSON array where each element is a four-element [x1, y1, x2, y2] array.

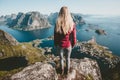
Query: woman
[[54, 6, 76, 74]]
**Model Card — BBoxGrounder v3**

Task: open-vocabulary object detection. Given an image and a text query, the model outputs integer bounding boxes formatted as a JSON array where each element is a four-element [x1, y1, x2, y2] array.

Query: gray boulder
[[68, 58, 102, 80], [11, 62, 57, 80], [95, 29, 106, 35], [11, 58, 102, 80]]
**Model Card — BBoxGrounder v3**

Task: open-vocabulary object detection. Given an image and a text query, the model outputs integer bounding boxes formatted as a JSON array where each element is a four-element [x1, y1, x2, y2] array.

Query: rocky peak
[[11, 58, 102, 80], [48, 12, 86, 26], [7, 11, 51, 31], [0, 12, 86, 30], [71, 13, 86, 25], [0, 30, 18, 45]]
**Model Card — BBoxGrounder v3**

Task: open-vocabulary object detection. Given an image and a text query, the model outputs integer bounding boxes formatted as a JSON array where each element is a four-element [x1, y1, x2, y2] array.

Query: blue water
[[78, 16, 120, 56], [0, 26, 54, 42], [0, 16, 120, 56]]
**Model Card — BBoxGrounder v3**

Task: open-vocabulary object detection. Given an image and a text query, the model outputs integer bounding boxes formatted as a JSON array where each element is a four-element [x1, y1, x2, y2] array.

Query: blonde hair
[[55, 6, 74, 35]]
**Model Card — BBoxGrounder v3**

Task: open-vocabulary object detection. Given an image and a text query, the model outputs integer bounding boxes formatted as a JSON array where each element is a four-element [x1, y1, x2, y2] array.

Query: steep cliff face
[[0, 12, 85, 30], [0, 30, 46, 61], [48, 12, 85, 26], [71, 13, 85, 25], [11, 58, 102, 80], [7, 12, 51, 31], [0, 30, 18, 46], [0, 30, 46, 79]]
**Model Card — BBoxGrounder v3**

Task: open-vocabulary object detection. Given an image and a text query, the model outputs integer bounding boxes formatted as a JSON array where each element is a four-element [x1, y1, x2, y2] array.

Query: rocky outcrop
[[95, 29, 106, 35], [87, 24, 106, 35], [72, 37, 120, 80], [71, 13, 86, 25], [11, 58, 102, 80], [7, 12, 51, 31], [0, 31, 119, 79], [39, 37, 120, 80], [38, 37, 120, 70], [75, 37, 120, 69], [11, 62, 57, 80], [0, 30, 46, 79], [65, 58, 101, 80], [0, 30, 18, 45]]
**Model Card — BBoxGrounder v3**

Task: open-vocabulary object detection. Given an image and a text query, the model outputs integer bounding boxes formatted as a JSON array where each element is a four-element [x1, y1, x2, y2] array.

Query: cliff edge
[[11, 58, 102, 80]]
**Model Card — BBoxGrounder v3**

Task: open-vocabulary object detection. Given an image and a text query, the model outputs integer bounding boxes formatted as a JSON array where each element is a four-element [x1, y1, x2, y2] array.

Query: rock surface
[[0, 12, 85, 30], [66, 58, 102, 80], [7, 12, 51, 31], [0, 30, 119, 80], [39, 37, 120, 80], [71, 13, 86, 25], [0, 29, 18, 45], [95, 29, 106, 35], [11, 58, 102, 80], [75, 37, 120, 69], [0, 29, 46, 66], [11, 62, 57, 80], [48, 12, 86, 26]]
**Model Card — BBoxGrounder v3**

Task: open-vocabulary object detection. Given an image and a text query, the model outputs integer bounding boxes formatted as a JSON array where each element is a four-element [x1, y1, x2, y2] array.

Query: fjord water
[[0, 16, 120, 56], [77, 16, 120, 56], [0, 25, 54, 42]]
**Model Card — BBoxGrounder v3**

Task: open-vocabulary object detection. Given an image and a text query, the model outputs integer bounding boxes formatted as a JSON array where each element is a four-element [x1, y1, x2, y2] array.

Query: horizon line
[[1, 11, 120, 17]]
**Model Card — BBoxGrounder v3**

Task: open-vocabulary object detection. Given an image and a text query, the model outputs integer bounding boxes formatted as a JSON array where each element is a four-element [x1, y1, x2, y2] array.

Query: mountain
[[0, 30, 18, 46], [0, 30, 120, 79], [0, 11, 85, 31], [0, 14, 16, 24], [0, 30, 46, 62], [7, 12, 51, 31], [39, 36, 120, 80], [0, 30, 102, 80], [48, 12, 86, 26], [11, 58, 102, 80], [0, 30, 46, 79], [71, 13, 86, 25]]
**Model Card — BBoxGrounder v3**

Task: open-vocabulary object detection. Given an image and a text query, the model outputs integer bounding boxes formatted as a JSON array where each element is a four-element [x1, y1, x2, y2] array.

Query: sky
[[0, 0, 120, 16]]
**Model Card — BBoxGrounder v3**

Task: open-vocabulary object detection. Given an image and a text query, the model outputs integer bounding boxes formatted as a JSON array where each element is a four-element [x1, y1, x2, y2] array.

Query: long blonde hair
[[55, 6, 74, 35]]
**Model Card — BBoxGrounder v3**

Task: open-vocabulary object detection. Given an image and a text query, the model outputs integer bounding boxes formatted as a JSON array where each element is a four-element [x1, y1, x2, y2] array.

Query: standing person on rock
[[54, 6, 76, 75]]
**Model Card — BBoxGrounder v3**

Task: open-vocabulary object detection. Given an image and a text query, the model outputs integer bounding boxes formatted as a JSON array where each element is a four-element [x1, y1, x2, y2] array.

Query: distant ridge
[[0, 11, 85, 31], [7, 11, 51, 31]]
